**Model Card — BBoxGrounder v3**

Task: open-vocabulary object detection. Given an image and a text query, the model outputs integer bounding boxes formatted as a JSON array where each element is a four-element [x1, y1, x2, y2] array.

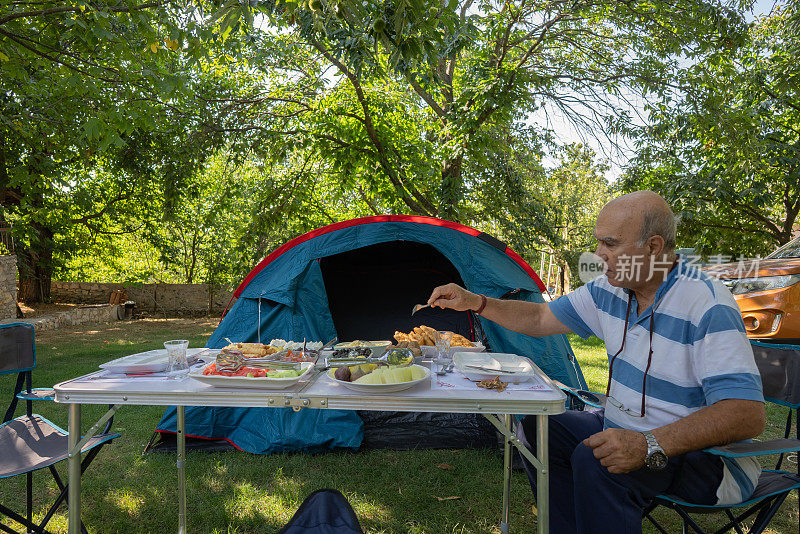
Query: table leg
[[177, 405, 187, 534], [68, 403, 81, 534], [501, 413, 512, 534], [536, 414, 549, 534]]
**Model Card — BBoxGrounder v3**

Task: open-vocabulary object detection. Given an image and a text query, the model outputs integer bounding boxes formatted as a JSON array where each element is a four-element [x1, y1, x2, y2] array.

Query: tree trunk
[[16, 225, 53, 303], [440, 155, 463, 220], [558, 260, 571, 296]]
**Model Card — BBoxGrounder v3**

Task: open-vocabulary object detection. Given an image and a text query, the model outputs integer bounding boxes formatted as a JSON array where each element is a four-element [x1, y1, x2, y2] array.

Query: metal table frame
[[54, 365, 565, 534]]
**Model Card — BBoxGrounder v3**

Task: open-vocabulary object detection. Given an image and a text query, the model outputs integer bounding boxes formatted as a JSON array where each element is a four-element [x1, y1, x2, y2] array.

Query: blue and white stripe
[[550, 257, 764, 504]]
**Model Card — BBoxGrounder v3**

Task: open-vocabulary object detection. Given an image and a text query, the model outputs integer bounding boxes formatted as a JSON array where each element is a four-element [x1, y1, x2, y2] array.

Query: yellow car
[[704, 236, 800, 343]]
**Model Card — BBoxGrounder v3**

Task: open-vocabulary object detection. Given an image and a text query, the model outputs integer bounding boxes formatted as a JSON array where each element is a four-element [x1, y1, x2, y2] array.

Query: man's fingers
[[583, 432, 607, 449], [590, 441, 615, 460], [427, 285, 453, 307]]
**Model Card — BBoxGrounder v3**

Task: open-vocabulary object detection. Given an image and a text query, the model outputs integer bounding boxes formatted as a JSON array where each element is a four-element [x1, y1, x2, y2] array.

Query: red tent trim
[[228, 216, 545, 310]]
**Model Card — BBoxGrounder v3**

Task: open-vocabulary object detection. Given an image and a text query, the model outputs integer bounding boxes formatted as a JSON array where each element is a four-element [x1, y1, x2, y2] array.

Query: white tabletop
[[54, 361, 567, 416]]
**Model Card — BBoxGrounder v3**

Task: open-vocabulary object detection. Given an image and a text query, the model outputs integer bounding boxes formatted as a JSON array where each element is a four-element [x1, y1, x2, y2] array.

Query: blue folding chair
[[0, 323, 120, 534], [643, 340, 800, 534]]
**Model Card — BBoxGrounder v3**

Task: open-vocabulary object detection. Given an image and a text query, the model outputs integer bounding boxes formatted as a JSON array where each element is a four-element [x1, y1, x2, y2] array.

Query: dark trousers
[[516, 409, 724, 534]]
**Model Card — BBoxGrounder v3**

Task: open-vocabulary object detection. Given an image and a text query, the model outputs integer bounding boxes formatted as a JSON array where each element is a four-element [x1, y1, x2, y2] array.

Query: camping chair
[[0, 323, 120, 534], [643, 340, 800, 534]]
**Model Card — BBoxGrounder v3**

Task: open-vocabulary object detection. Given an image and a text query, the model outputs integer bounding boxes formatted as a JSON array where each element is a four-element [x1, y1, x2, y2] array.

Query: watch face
[[646, 451, 668, 470]]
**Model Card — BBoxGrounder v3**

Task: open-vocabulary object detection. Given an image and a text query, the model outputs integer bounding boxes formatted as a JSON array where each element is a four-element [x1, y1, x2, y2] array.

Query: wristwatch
[[642, 431, 668, 470]]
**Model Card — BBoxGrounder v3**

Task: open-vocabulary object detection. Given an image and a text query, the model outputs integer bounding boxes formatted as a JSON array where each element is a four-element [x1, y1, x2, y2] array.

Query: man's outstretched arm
[[427, 283, 572, 337]]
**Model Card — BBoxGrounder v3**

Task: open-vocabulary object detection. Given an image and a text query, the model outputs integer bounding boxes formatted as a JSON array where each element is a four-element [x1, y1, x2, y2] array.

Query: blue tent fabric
[[156, 217, 585, 454], [157, 405, 362, 454]]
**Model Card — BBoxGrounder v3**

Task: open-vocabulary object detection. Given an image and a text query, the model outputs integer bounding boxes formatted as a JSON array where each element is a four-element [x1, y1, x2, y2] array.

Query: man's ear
[[648, 235, 666, 257]]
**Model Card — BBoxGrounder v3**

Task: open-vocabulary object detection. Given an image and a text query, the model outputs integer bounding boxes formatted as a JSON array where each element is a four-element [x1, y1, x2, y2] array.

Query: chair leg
[[26, 471, 32, 528], [724, 509, 745, 534], [748, 494, 788, 534], [642, 502, 672, 534], [35, 440, 113, 534], [673, 507, 707, 534], [0, 501, 56, 534]]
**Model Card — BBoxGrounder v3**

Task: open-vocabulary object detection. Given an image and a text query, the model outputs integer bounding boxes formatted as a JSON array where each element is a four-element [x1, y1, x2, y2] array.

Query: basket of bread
[[393, 325, 484, 356]]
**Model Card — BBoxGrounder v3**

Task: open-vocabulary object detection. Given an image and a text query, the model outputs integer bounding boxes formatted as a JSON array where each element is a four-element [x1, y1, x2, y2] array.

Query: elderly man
[[427, 191, 765, 533]]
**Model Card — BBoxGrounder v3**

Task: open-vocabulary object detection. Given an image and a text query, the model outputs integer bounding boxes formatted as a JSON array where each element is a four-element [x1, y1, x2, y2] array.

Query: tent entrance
[[320, 240, 477, 343], [320, 240, 497, 450]]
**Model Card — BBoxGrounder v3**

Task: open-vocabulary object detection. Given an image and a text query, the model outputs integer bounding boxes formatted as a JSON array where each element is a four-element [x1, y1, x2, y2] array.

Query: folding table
[[53, 362, 565, 534]]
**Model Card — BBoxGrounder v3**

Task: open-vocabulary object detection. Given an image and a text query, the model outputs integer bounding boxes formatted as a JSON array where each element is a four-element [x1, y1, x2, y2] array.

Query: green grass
[[0, 324, 796, 533]]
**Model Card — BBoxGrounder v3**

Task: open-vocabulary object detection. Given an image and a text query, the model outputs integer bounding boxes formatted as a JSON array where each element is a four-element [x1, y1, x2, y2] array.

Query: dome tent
[[153, 215, 586, 454]]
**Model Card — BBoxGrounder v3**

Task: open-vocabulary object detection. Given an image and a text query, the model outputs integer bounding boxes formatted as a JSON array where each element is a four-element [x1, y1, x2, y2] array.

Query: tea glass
[[164, 339, 190, 379], [433, 330, 454, 374]]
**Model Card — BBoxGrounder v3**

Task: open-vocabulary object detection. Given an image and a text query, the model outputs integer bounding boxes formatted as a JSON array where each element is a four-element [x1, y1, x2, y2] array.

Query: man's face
[[593, 208, 651, 288]]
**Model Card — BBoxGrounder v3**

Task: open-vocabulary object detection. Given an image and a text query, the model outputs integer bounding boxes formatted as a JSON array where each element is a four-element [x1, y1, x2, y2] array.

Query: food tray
[[452, 352, 534, 383], [99, 348, 214, 374], [333, 341, 392, 357], [188, 362, 314, 389], [326, 365, 430, 393]]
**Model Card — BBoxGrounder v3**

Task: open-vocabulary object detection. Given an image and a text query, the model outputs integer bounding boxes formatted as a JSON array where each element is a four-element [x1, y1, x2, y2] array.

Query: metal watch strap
[[642, 430, 668, 470], [643, 430, 660, 451]]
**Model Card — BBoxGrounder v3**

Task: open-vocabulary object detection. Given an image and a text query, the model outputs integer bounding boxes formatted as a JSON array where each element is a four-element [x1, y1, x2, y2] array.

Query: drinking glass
[[433, 330, 454, 373], [164, 339, 190, 379]]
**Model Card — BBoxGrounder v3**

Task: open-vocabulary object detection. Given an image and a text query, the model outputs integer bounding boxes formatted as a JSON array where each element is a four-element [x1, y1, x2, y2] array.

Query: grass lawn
[[0, 321, 796, 533]]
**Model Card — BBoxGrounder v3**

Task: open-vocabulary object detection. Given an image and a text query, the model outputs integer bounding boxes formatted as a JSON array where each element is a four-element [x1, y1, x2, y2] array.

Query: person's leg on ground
[[516, 410, 604, 532], [517, 411, 723, 534], [570, 444, 724, 534]]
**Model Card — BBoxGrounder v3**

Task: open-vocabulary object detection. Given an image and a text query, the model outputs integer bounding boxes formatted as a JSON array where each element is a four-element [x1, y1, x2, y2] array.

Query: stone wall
[[0, 255, 16, 320], [50, 281, 233, 315], [0, 304, 122, 331]]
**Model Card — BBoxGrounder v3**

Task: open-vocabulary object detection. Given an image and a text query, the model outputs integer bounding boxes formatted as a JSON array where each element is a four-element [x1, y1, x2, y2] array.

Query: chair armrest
[[552, 381, 606, 410], [704, 438, 800, 458], [16, 388, 56, 402]]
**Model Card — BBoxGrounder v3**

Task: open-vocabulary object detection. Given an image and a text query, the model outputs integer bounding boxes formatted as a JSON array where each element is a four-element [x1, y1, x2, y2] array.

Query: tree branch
[[308, 36, 436, 215], [0, 2, 162, 26]]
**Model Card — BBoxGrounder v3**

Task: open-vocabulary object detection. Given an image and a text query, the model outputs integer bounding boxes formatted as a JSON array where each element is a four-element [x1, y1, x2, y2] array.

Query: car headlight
[[728, 274, 800, 295]]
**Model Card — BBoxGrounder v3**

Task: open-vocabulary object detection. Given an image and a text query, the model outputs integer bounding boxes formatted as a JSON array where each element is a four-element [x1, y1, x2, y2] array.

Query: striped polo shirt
[[549, 257, 764, 505]]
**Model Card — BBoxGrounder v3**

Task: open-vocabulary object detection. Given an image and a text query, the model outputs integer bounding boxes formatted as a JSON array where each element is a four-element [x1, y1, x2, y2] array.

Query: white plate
[[421, 342, 485, 358], [99, 348, 214, 374], [452, 352, 534, 383], [326, 364, 430, 393], [189, 362, 314, 389]]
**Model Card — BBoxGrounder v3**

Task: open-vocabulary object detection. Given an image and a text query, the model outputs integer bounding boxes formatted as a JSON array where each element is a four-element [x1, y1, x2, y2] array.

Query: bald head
[[600, 191, 676, 251]]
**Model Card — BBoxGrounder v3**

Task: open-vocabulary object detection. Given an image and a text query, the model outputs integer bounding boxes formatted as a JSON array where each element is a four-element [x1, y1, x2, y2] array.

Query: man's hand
[[428, 283, 482, 312], [583, 428, 648, 474]]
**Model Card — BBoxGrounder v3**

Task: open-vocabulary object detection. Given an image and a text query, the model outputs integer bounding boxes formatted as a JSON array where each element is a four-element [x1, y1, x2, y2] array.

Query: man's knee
[[571, 442, 607, 481]]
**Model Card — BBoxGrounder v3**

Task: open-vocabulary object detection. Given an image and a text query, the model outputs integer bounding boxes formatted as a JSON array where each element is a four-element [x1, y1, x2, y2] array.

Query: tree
[[204, 0, 750, 222], [0, 1, 192, 300], [0, 1, 247, 301], [622, 5, 800, 257]]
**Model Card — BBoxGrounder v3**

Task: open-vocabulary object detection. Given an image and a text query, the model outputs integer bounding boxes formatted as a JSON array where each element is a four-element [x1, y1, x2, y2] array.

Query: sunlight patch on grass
[[344, 492, 393, 525], [107, 489, 146, 516], [224, 482, 297, 523], [200, 476, 227, 492]]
